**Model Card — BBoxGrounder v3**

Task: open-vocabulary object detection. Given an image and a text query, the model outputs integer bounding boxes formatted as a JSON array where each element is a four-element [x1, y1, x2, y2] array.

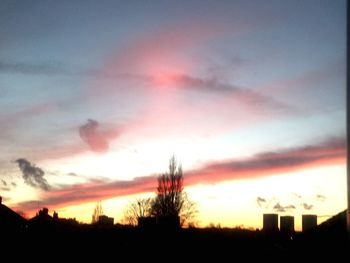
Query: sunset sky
[[0, 0, 346, 230]]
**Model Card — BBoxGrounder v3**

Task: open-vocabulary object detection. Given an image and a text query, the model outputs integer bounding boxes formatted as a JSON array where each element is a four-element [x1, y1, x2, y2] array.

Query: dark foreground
[[1, 210, 348, 260], [1, 225, 348, 261]]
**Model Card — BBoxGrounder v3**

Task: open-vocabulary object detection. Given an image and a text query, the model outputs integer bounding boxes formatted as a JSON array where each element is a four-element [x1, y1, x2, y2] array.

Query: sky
[[0, 0, 346, 230]]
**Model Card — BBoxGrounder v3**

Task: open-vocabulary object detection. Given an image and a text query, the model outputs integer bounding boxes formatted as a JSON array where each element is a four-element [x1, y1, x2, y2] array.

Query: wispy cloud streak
[[16, 175, 157, 211], [0, 60, 103, 76], [0, 61, 72, 75]]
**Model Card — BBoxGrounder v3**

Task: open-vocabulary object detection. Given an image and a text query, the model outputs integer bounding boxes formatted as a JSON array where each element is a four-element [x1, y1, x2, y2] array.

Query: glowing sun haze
[[0, 0, 346, 230]]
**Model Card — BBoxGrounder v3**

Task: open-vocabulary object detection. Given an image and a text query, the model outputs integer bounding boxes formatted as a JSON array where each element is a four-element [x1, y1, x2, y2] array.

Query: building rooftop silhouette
[[0, 196, 27, 230]]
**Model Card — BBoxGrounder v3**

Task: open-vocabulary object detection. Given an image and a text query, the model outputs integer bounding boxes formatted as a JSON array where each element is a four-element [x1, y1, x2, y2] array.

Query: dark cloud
[[302, 203, 313, 210], [284, 205, 296, 209], [79, 119, 109, 153], [15, 158, 50, 191], [0, 180, 10, 191], [11, 182, 17, 187], [258, 196, 298, 212], [316, 194, 326, 201], [273, 202, 296, 213], [256, 197, 266, 207], [273, 203, 285, 212]]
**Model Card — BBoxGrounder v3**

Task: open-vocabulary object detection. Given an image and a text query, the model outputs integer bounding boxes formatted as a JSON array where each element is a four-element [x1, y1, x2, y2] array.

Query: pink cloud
[[104, 22, 230, 77], [81, 19, 298, 144], [15, 175, 157, 215], [91, 72, 297, 145], [79, 119, 109, 153], [73, 20, 302, 153], [88, 19, 249, 98], [185, 137, 346, 185]]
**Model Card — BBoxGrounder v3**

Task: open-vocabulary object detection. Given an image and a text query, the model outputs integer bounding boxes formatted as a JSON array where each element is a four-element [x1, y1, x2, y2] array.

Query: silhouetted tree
[[151, 156, 184, 218], [123, 198, 153, 225], [91, 201, 103, 224], [179, 192, 198, 227], [121, 156, 198, 227]]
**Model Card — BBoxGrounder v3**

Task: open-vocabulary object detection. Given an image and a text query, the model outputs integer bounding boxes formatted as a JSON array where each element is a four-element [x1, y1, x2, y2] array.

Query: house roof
[[0, 203, 27, 228]]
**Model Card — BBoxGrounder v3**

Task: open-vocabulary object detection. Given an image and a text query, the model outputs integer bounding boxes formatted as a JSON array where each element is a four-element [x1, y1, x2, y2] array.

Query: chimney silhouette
[[302, 214, 317, 232], [53, 211, 58, 220], [263, 213, 279, 232], [280, 216, 294, 233]]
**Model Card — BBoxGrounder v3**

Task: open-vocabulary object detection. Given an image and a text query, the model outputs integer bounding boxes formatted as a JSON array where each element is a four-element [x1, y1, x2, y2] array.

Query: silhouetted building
[[38, 207, 49, 217], [29, 207, 55, 230], [280, 216, 294, 233], [0, 196, 27, 230], [263, 214, 278, 232], [53, 211, 58, 220], [98, 215, 114, 226], [302, 214, 317, 232]]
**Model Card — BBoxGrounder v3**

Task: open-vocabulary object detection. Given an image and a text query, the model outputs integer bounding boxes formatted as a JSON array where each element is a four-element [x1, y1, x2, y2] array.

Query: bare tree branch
[[123, 198, 153, 225], [91, 201, 103, 224]]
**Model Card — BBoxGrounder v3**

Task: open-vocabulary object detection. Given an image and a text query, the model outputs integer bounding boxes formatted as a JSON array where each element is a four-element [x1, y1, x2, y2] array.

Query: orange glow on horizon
[[13, 159, 346, 227], [18, 163, 345, 231]]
